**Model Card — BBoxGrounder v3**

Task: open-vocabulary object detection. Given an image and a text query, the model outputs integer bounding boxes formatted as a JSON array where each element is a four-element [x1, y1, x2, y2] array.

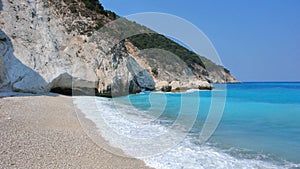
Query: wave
[[74, 96, 300, 169], [143, 138, 299, 169]]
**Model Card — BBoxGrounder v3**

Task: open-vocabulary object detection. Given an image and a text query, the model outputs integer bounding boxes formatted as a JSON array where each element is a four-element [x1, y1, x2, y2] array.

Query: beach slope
[[0, 94, 150, 168]]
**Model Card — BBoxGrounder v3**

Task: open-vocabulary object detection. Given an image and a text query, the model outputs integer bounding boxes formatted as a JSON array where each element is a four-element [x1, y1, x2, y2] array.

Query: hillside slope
[[0, 0, 237, 97]]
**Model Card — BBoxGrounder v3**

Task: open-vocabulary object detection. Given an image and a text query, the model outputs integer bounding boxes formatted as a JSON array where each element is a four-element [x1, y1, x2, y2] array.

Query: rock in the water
[[198, 81, 212, 90]]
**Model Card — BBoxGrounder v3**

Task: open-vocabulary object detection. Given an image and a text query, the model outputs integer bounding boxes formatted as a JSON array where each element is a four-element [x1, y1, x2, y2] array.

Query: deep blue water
[[123, 82, 300, 166]]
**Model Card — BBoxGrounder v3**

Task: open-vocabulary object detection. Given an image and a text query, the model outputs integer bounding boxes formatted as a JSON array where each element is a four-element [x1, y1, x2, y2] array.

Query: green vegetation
[[128, 33, 230, 74], [151, 67, 158, 77], [64, 0, 117, 20], [81, 0, 104, 13], [81, 0, 117, 20], [62, 0, 118, 32], [128, 33, 206, 68], [95, 22, 104, 30], [68, 4, 77, 13]]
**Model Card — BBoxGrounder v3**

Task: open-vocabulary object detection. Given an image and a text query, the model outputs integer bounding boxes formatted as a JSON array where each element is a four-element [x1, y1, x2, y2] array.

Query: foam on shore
[[74, 96, 300, 169]]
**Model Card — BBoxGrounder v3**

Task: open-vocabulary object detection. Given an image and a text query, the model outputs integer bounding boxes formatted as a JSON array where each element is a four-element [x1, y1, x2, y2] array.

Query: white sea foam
[[152, 89, 201, 94], [74, 96, 186, 157], [142, 138, 300, 169], [73, 96, 300, 169], [186, 89, 201, 93]]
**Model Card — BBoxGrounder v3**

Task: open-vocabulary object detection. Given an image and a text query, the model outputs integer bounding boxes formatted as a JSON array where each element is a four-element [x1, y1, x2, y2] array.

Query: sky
[[100, 0, 300, 82]]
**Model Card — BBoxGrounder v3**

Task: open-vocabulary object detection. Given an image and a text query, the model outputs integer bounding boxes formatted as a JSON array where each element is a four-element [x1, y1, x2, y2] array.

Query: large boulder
[[155, 81, 171, 92]]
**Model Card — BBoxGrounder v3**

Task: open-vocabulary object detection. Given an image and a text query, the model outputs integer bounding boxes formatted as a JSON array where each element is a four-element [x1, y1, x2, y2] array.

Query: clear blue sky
[[100, 0, 300, 82]]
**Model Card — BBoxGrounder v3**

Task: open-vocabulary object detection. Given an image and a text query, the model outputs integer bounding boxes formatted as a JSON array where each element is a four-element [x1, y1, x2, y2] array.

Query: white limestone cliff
[[0, 0, 237, 96]]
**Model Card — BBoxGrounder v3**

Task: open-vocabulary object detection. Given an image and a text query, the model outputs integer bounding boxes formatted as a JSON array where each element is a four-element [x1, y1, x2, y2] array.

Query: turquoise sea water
[[125, 82, 300, 167], [76, 82, 300, 168], [211, 83, 300, 164]]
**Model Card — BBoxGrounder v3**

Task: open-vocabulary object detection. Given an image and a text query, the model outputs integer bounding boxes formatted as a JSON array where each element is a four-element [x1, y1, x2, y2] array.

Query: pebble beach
[[0, 94, 151, 168]]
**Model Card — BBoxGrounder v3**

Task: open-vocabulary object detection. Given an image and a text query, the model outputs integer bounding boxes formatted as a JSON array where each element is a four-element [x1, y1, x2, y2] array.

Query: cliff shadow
[[0, 28, 59, 97], [0, 0, 2, 11]]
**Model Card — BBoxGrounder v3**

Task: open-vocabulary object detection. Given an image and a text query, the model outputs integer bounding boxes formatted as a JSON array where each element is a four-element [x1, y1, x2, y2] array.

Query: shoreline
[[0, 94, 151, 168]]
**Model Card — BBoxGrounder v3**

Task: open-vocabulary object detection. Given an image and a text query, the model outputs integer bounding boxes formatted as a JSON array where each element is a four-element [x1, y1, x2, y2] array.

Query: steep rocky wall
[[0, 29, 49, 93], [0, 0, 237, 96], [0, 0, 157, 96], [0, 0, 96, 93]]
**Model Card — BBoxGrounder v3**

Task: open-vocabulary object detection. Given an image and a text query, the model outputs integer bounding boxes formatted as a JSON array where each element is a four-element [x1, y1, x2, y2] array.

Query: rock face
[[125, 41, 219, 91], [0, 0, 237, 96], [96, 40, 155, 97], [0, 35, 7, 85]]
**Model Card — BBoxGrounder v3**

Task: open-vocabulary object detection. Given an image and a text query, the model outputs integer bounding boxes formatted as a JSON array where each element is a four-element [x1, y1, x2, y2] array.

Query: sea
[[74, 82, 300, 169]]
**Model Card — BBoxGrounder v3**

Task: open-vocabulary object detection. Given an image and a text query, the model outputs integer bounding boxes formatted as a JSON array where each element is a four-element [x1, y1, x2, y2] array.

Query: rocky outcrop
[[0, 0, 237, 97], [96, 41, 155, 97], [126, 41, 215, 91]]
